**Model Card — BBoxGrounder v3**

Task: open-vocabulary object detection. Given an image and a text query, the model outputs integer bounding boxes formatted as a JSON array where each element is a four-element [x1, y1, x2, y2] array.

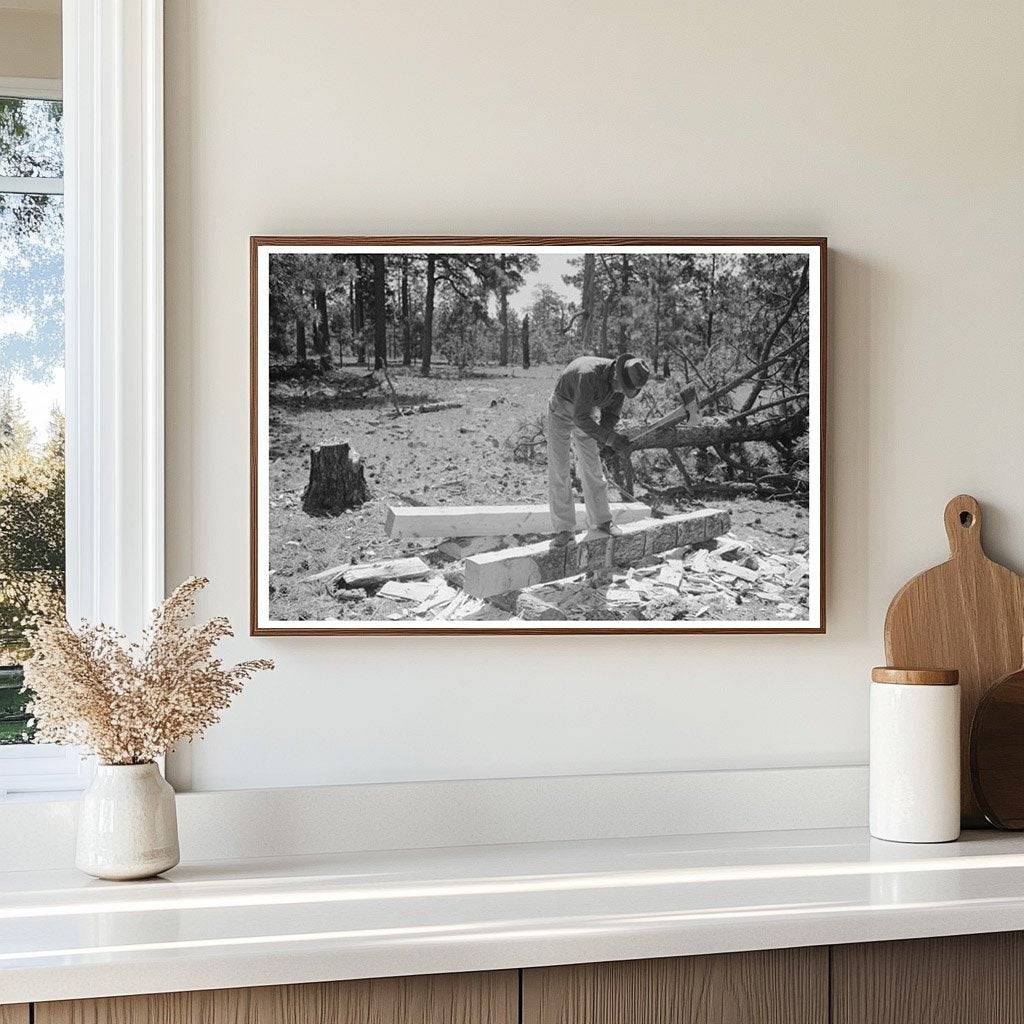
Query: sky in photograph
[[507, 255, 576, 316]]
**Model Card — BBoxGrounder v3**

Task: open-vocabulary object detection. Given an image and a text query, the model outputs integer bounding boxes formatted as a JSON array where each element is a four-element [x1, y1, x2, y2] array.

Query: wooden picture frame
[[251, 237, 827, 635]]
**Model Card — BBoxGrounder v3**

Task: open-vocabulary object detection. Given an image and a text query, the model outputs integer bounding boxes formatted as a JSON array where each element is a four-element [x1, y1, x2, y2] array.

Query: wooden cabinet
[[34, 971, 517, 1024], [23, 932, 1024, 1024], [832, 932, 1024, 1024], [522, 948, 828, 1024]]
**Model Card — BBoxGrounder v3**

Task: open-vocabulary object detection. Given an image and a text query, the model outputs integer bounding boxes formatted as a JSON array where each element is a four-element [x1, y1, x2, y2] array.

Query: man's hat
[[614, 354, 652, 396]]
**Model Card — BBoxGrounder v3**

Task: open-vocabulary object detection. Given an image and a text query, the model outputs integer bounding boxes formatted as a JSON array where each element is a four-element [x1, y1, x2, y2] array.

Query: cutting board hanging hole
[[944, 494, 983, 557]]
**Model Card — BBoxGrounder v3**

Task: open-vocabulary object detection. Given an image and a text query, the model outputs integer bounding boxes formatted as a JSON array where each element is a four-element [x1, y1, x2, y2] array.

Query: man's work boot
[[549, 530, 575, 549], [594, 521, 623, 537]]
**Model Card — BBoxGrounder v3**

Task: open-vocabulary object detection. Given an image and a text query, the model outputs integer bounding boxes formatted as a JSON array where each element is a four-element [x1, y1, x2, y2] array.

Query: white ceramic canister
[[869, 667, 961, 843], [76, 762, 180, 880]]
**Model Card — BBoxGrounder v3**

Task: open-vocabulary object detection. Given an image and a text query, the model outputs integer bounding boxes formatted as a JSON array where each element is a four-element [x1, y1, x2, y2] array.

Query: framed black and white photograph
[[250, 237, 826, 635]]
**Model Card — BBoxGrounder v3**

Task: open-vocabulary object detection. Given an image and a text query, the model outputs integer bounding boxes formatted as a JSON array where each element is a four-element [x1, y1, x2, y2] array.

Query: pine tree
[[0, 396, 65, 666]]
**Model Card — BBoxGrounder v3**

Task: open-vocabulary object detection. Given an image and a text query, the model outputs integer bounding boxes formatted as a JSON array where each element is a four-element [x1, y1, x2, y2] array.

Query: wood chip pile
[[302, 527, 809, 624]]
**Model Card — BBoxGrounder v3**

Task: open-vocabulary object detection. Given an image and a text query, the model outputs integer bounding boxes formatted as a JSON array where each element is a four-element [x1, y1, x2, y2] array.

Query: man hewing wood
[[546, 353, 652, 547]]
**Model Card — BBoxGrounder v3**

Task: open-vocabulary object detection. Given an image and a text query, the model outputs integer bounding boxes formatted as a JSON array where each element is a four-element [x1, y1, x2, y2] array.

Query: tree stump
[[301, 441, 369, 516]]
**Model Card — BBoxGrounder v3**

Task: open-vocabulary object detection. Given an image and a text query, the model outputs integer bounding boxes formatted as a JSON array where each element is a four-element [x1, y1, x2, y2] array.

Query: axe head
[[678, 385, 700, 425]]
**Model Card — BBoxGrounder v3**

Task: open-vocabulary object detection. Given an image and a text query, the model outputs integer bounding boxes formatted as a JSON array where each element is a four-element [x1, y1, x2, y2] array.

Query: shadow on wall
[[826, 250, 872, 633]]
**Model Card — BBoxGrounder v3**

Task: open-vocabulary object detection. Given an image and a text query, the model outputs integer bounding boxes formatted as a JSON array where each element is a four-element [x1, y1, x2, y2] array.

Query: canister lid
[[871, 667, 959, 686]]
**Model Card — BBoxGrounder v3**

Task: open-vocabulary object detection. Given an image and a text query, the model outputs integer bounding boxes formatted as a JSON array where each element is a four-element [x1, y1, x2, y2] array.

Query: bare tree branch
[[740, 262, 809, 412], [697, 337, 809, 411], [726, 392, 809, 422]]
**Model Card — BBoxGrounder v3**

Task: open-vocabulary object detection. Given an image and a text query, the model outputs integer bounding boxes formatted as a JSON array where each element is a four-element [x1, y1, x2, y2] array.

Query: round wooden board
[[884, 495, 1024, 826], [971, 664, 1024, 829]]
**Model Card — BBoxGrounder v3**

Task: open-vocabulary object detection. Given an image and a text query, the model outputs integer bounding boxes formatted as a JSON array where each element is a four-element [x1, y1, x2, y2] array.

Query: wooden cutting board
[[970, 651, 1024, 829], [884, 494, 1024, 826]]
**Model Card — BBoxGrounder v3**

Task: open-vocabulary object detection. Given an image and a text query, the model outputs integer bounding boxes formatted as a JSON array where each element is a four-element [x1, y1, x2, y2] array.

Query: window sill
[[0, 744, 93, 799]]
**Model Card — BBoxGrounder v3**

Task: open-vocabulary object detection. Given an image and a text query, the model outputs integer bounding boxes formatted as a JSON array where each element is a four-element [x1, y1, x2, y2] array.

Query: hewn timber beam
[[386, 501, 652, 538], [463, 509, 731, 598], [630, 412, 805, 451]]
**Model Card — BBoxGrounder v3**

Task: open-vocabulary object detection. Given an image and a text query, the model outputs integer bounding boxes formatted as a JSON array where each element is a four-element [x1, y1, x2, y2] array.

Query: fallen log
[[463, 509, 731, 598], [389, 400, 462, 417], [630, 413, 805, 451], [756, 472, 808, 491], [386, 501, 652, 538], [643, 477, 803, 501], [689, 481, 760, 498]]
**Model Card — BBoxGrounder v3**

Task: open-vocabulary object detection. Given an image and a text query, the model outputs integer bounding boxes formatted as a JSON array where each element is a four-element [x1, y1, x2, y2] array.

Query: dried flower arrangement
[[23, 577, 273, 765]]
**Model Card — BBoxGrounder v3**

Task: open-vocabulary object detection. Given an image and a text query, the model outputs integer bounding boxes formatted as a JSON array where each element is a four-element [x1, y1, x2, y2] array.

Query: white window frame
[[0, 76, 64, 194], [0, 0, 165, 799], [0, 77, 61, 101]]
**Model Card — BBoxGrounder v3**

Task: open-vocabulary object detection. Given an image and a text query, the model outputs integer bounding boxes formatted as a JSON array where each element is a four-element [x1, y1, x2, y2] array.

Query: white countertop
[[4, 827, 1024, 1004]]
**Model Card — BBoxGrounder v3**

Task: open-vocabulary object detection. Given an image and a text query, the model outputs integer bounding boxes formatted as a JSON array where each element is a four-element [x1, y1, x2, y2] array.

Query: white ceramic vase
[[76, 762, 180, 880]]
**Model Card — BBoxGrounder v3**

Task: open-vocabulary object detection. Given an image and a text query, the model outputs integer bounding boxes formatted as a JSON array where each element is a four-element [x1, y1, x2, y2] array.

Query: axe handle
[[628, 388, 701, 449]]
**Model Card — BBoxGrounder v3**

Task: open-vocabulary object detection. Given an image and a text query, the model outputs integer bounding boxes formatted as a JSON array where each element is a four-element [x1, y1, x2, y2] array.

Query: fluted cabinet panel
[[522, 948, 828, 1024], [832, 933, 1024, 1024], [35, 972, 517, 1024]]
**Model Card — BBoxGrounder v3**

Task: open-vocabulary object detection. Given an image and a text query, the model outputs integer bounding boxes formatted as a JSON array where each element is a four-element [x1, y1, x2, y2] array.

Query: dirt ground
[[266, 363, 811, 624]]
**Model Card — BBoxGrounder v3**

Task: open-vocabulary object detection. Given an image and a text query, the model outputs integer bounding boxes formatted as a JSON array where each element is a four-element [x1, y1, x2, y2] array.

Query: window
[[0, 79, 86, 797], [0, 5, 166, 797]]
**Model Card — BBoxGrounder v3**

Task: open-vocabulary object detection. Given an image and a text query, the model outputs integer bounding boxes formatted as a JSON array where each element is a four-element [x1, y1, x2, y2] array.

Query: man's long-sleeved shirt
[[552, 356, 623, 445]]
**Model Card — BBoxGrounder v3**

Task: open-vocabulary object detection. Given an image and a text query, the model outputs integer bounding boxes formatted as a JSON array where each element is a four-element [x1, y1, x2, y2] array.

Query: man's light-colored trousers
[[546, 395, 612, 533]]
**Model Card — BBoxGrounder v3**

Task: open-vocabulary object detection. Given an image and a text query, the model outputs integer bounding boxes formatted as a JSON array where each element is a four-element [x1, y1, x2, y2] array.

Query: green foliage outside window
[[0, 398, 65, 743], [0, 95, 65, 744]]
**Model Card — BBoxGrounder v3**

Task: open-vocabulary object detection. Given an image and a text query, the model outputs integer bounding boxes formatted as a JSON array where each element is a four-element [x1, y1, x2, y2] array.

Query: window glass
[[0, 97, 63, 178], [0, 97, 64, 746]]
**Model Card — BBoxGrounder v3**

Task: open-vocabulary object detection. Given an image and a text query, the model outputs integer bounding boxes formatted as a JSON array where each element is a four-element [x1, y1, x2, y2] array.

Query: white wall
[[164, 0, 1024, 792]]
